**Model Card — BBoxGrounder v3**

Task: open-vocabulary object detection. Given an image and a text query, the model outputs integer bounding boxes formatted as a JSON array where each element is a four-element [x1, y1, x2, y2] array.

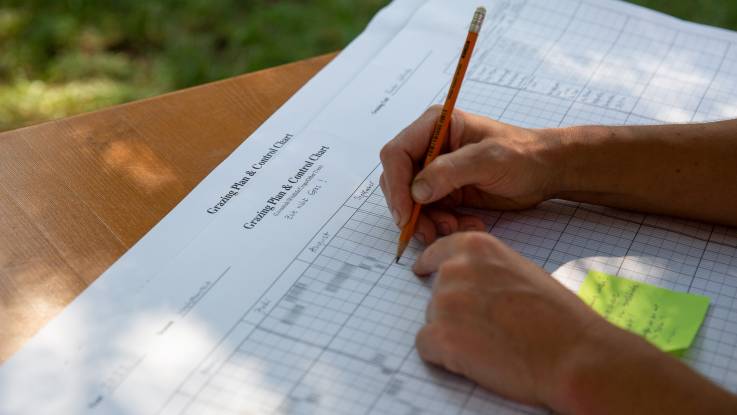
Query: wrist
[[550, 319, 661, 415], [542, 125, 628, 199], [535, 126, 584, 199], [549, 318, 616, 414]]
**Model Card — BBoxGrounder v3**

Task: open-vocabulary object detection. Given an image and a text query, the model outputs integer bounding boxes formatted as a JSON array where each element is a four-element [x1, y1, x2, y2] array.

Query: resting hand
[[413, 231, 737, 414], [413, 232, 606, 409], [379, 106, 562, 243]]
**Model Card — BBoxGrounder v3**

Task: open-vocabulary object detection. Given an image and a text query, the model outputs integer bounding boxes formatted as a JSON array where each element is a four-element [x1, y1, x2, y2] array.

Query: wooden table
[[0, 53, 335, 363]]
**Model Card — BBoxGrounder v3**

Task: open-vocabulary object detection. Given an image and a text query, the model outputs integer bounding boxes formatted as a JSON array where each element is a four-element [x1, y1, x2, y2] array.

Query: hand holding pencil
[[379, 7, 560, 261], [392, 7, 487, 262]]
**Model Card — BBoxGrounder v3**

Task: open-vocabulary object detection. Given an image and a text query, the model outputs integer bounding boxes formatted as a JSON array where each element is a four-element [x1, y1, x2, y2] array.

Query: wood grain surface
[[0, 53, 335, 363]]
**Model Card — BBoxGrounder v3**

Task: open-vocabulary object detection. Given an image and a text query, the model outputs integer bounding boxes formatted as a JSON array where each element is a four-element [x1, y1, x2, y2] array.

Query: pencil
[[395, 6, 486, 264]]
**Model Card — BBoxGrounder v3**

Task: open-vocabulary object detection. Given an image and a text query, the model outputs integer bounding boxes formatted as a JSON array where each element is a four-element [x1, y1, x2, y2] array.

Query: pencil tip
[[395, 256, 400, 264]]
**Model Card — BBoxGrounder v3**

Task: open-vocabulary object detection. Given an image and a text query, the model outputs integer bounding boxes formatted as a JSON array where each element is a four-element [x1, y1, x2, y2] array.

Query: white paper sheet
[[3, 0, 737, 414]]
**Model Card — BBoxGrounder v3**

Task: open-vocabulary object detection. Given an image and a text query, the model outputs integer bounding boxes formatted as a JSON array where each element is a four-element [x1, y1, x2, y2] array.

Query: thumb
[[411, 142, 484, 204]]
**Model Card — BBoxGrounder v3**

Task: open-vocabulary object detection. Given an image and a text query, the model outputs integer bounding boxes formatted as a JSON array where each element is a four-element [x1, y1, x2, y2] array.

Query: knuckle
[[427, 156, 461, 191], [437, 157, 463, 190], [421, 156, 457, 190], [415, 328, 431, 359], [449, 110, 467, 143], [426, 104, 443, 116], [432, 155, 456, 175], [450, 107, 466, 119], [379, 173, 388, 192], [437, 256, 470, 279], [461, 232, 495, 253], [379, 143, 393, 163], [428, 323, 461, 358]]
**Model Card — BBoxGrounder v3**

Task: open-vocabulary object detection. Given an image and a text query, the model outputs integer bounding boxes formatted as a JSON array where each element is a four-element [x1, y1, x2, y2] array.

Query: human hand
[[412, 231, 611, 410], [413, 231, 737, 414], [379, 106, 563, 244]]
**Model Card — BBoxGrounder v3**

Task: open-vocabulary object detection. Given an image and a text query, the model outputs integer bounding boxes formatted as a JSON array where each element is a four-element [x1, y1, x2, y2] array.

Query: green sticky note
[[578, 271, 710, 354]]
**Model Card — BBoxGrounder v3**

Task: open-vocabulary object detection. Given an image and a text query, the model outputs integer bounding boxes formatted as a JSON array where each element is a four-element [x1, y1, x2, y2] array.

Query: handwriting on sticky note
[[578, 271, 710, 353]]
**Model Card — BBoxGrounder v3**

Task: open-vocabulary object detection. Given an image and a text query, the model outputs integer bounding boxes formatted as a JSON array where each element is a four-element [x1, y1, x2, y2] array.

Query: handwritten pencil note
[[578, 271, 710, 354]]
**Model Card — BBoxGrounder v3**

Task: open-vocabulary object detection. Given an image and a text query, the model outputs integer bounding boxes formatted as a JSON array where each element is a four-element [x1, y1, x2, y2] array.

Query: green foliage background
[[1, 0, 736, 131]]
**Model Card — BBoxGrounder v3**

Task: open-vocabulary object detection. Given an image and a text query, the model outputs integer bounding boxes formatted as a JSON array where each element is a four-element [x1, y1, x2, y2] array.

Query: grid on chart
[[178, 190, 549, 415], [460, 0, 737, 127], [176, 188, 737, 415]]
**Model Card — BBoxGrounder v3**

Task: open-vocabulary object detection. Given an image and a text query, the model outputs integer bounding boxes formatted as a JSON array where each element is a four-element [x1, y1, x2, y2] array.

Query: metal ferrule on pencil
[[470, 6, 486, 33]]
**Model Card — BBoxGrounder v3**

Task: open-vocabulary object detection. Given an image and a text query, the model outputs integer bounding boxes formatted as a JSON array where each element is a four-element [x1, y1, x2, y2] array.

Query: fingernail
[[438, 222, 451, 235], [411, 180, 432, 202], [391, 208, 401, 226], [414, 232, 426, 244]]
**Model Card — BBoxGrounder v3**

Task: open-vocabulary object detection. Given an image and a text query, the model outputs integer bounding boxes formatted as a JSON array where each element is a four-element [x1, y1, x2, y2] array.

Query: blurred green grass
[[1, 0, 736, 132]]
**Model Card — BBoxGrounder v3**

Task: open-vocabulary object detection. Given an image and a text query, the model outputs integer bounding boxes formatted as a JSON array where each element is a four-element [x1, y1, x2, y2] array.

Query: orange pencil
[[395, 6, 486, 263]]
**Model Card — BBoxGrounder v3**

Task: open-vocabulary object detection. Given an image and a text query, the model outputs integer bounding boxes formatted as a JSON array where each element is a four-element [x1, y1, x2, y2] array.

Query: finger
[[414, 213, 438, 245], [411, 142, 488, 205], [380, 107, 443, 227], [434, 190, 464, 210], [430, 256, 477, 298], [457, 214, 487, 231], [379, 146, 414, 227], [379, 172, 388, 201], [416, 323, 468, 376], [380, 107, 468, 227], [424, 208, 485, 234], [379, 173, 399, 226], [425, 208, 459, 236], [415, 323, 446, 367], [413, 233, 467, 276]]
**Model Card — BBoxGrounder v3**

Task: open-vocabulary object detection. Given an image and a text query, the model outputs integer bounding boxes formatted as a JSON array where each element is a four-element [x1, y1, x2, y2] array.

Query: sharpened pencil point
[[395, 256, 400, 264]]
